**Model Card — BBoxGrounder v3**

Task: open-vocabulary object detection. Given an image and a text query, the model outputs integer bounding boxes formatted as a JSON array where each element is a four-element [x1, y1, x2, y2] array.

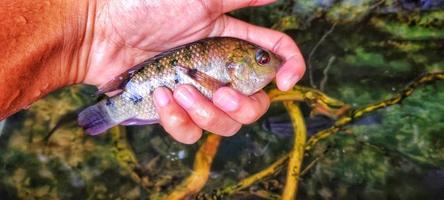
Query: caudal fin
[[78, 104, 114, 135]]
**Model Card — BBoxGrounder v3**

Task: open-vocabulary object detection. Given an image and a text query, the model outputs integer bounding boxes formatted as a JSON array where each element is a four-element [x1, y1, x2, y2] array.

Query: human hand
[[78, 0, 305, 143]]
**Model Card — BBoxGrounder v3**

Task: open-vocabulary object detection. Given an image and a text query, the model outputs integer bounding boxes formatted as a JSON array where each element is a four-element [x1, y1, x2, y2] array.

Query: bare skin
[[0, 0, 305, 144]]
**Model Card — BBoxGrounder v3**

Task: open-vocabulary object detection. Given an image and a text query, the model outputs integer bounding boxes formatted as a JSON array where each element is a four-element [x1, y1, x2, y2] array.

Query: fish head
[[227, 45, 282, 95]]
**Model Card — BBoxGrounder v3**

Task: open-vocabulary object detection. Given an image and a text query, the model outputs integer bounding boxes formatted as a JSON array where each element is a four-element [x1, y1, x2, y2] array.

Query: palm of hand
[[85, 0, 227, 85]]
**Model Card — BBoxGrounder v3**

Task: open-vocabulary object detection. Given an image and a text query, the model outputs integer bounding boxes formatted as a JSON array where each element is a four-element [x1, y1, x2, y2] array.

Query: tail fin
[[78, 104, 115, 135]]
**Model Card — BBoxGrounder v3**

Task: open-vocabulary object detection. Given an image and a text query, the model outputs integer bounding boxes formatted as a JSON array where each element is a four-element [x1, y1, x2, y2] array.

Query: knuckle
[[193, 108, 216, 127], [198, 115, 216, 128]]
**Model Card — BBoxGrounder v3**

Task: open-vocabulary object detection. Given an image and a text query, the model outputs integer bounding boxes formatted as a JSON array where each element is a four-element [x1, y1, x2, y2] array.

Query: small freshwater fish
[[262, 113, 382, 138], [79, 37, 282, 135]]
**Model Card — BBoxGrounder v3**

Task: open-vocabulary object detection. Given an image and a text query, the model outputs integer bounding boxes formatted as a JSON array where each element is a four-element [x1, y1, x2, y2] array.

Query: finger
[[153, 87, 202, 144], [210, 16, 306, 91], [173, 85, 242, 137], [220, 0, 277, 13], [213, 88, 270, 124]]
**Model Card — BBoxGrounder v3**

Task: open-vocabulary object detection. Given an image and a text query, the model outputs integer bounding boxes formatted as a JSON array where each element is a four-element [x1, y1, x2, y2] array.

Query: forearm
[[0, 0, 93, 119]]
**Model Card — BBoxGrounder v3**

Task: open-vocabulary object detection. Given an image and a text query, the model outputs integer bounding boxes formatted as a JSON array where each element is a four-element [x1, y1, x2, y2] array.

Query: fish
[[262, 112, 382, 138], [78, 37, 282, 135], [398, 0, 444, 11], [262, 114, 335, 138]]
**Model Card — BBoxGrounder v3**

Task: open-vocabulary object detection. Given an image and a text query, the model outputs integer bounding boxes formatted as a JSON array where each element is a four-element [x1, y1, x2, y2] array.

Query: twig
[[308, 23, 337, 88], [300, 157, 321, 176], [320, 56, 336, 91], [351, 134, 441, 168], [282, 102, 307, 200]]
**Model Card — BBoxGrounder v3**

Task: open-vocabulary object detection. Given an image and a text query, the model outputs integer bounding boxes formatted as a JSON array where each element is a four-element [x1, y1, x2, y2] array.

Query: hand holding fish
[[0, 0, 305, 144]]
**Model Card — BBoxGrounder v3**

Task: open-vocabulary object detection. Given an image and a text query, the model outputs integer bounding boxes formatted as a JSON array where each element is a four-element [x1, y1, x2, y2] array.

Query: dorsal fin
[[96, 75, 129, 96], [96, 59, 155, 96]]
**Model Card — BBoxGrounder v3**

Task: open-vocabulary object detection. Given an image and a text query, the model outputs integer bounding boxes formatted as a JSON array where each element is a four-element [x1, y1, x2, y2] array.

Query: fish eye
[[255, 49, 271, 65]]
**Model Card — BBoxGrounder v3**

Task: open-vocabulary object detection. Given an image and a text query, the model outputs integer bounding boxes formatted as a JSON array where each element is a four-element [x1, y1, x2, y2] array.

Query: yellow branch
[[282, 102, 307, 200], [248, 190, 281, 200], [268, 86, 350, 118], [166, 134, 221, 200], [198, 154, 289, 199]]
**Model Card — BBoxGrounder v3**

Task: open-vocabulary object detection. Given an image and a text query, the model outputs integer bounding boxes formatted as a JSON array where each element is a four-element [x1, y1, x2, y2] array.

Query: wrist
[[60, 0, 96, 85]]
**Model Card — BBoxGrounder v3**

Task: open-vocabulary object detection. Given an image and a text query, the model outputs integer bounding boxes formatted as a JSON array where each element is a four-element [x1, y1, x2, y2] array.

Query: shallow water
[[1, 0, 444, 199]]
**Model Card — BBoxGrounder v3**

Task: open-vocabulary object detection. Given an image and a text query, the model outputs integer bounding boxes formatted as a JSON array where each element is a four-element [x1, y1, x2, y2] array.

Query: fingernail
[[183, 131, 201, 144], [280, 71, 300, 91], [174, 86, 195, 109], [214, 88, 240, 112], [153, 88, 171, 107]]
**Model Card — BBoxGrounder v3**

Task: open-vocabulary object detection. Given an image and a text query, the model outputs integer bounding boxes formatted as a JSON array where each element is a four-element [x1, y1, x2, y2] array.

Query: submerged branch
[[308, 23, 337, 88], [300, 157, 321, 176], [269, 86, 350, 119], [197, 72, 443, 199], [248, 190, 281, 200], [229, 191, 281, 200], [320, 56, 336, 91], [305, 72, 444, 150], [198, 155, 289, 199], [282, 102, 307, 200], [350, 133, 441, 168]]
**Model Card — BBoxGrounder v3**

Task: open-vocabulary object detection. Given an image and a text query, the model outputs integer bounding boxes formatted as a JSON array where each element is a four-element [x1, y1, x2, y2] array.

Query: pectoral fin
[[177, 66, 229, 93]]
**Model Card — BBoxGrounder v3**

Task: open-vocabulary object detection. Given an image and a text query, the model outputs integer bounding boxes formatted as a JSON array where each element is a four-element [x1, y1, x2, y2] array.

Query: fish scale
[[78, 37, 282, 135]]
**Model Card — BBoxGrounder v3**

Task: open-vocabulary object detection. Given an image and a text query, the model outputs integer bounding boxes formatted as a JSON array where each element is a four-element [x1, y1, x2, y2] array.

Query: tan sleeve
[[0, 0, 93, 119]]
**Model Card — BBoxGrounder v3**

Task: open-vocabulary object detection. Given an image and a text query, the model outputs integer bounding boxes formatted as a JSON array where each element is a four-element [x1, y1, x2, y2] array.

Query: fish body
[[78, 37, 282, 135]]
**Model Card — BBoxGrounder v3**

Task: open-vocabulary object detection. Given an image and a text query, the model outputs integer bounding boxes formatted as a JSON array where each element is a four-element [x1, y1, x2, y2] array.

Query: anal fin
[[120, 118, 158, 126]]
